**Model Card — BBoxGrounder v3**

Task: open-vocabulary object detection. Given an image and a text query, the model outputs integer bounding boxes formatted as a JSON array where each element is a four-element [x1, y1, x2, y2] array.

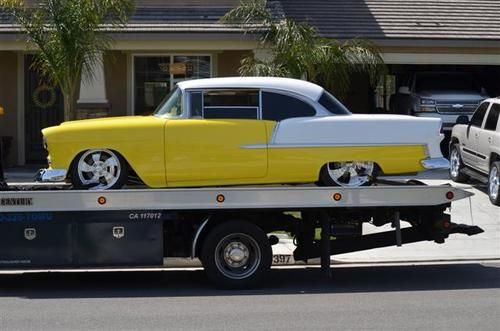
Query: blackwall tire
[[319, 162, 375, 187], [488, 162, 500, 206], [71, 149, 128, 190], [449, 144, 469, 183], [200, 221, 272, 289]]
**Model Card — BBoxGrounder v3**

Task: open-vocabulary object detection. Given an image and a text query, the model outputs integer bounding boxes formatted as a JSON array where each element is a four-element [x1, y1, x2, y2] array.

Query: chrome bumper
[[421, 157, 450, 170], [36, 169, 67, 182]]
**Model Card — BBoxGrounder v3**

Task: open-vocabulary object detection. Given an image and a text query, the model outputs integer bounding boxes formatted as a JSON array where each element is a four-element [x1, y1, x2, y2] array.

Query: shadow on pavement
[[0, 263, 498, 299]]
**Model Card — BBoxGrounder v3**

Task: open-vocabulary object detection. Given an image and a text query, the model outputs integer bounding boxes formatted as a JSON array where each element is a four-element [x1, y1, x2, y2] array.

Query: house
[[1, 0, 499, 166]]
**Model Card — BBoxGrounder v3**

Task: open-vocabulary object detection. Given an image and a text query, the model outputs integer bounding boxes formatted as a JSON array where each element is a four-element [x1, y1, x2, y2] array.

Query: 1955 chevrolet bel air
[[40, 77, 449, 190]]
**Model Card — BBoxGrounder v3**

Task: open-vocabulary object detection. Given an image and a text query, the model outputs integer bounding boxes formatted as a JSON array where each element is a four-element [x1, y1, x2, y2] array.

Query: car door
[[461, 102, 488, 167], [164, 89, 268, 184], [476, 104, 500, 173]]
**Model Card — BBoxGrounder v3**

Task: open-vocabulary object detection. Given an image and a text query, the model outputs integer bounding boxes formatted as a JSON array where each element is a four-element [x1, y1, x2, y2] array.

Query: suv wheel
[[488, 162, 500, 206], [449, 144, 469, 183]]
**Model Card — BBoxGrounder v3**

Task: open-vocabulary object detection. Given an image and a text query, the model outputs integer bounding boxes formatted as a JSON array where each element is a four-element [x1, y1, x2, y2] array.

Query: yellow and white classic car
[[40, 77, 449, 190]]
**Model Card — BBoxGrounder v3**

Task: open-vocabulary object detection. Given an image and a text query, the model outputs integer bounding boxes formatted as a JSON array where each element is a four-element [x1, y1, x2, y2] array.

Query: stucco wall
[[105, 51, 128, 117], [0, 52, 18, 166], [217, 50, 250, 77]]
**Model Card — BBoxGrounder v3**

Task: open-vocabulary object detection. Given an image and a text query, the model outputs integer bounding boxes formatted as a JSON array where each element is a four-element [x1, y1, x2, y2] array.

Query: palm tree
[[0, 0, 134, 121], [221, 0, 385, 99]]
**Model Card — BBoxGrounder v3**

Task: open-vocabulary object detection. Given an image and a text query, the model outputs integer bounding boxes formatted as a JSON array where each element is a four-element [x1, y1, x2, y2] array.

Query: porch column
[[76, 53, 110, 119]]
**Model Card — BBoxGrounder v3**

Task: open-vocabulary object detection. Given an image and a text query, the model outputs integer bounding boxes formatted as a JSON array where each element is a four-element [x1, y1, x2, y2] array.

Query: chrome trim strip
[[421, 157, 450, 170], [241, 143, 426, 149], [191, 216, 211, 258]]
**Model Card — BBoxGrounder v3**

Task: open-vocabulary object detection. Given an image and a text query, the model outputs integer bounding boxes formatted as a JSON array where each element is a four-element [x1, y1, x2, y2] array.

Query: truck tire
[[449, 144, 469, 183], [200, 220, 272, 289], [488, 162, 500, 206]]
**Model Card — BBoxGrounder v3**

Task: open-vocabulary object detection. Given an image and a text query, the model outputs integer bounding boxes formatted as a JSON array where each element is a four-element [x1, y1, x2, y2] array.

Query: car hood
[[42, 116, 166, 136], [418, 90, 486, 102]]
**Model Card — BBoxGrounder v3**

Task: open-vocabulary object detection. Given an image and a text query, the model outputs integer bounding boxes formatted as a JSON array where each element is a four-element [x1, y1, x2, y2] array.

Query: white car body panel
[[273, 114, 444, 158]]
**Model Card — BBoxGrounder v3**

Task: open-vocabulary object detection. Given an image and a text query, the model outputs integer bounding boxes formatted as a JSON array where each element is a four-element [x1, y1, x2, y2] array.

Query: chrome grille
[[436, 102, 478, 114]]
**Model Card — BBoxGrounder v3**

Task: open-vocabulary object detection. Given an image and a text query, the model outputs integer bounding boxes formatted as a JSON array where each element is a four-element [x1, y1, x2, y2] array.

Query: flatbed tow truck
[[0, 172, 483, 288]]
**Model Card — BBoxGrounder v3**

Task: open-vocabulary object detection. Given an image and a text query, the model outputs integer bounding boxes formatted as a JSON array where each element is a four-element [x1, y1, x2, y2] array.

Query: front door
[[24, 55, 64, 164], [165, 119, 268, 184]]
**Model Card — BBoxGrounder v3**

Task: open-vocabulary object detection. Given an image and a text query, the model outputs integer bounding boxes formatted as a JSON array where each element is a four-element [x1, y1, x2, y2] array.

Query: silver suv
[[450, 98, 500, 205]]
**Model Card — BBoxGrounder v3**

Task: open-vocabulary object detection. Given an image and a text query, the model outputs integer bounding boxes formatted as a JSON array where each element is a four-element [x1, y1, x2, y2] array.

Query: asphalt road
[[0, 263, 499, 331]]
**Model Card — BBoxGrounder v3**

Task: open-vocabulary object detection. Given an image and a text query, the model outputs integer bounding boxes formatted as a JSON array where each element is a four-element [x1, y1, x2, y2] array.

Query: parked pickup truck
[[391, 72, 489, 133], [450, 98, 500, 205]]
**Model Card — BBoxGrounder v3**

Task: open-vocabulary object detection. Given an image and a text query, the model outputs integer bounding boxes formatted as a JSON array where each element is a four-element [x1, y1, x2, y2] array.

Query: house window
[[134, 55, 211, 115]]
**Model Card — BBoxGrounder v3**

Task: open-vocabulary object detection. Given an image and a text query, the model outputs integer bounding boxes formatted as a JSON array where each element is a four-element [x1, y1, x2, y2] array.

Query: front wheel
[[71, 149, 128, 190], [319, 161, 375, 187], [488, 162, 500, 206], [201, 221, 272, 289]]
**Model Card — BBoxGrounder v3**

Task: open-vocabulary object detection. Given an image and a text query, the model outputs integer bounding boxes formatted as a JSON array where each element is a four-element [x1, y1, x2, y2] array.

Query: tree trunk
[[63, 91, 73, 122]]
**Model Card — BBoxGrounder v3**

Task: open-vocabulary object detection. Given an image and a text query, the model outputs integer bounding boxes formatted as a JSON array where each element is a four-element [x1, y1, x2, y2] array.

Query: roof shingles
[[280, 0, 500, 40]]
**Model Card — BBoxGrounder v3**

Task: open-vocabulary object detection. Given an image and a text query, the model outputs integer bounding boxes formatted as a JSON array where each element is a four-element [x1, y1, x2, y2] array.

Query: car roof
[[176, 77, 325, 101]]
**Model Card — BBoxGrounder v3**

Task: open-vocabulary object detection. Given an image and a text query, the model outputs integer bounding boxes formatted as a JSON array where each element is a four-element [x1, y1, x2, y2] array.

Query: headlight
[[420, 98, 436, 105], [419, 98, 437, 112]]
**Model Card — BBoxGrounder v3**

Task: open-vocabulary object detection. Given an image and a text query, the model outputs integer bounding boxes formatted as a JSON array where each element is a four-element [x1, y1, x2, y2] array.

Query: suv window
[[262, 92, 316, 121], [485, 104, 500, 131], [470, 102, 489, 127], [190, 89, 259, 119]]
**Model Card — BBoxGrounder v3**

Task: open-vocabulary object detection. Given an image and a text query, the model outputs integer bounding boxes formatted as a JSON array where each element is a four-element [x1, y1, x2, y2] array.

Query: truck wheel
[[449, 144, 469, 183], [488, 162, 500, 206], [201, 221, 272, 289]]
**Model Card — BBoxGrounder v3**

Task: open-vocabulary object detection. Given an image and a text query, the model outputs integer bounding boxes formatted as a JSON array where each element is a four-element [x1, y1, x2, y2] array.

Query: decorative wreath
[[32, 84, 57, 109]]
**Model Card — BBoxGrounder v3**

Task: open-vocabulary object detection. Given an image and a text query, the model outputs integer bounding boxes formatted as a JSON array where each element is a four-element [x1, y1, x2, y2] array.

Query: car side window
[[201, 89, 259, 119], [262, 92, 316, 121], [484, 104, 500, 131], [470, 102, 489, 127]]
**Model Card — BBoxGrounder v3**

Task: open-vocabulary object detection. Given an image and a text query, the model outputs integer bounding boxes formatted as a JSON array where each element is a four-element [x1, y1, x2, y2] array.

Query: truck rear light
[[446, 191, 454, 200]]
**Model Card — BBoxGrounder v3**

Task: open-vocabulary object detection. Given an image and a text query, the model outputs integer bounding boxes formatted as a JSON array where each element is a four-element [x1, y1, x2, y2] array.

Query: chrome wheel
[[489, 166, 499, 202], [327, 161, 374, 187], [214, 233, 261, 280], [76, 149, 122, 190], [450, 148, 461, 179]]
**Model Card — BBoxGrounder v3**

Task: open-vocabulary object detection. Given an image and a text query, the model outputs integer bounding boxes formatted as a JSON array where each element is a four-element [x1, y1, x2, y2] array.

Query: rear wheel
[[320, 161, 375, 187], [488, 162, 500, 206], [449, 144, 469, 183], [201, 221, 272, 289], [71, 149, 128, 190]]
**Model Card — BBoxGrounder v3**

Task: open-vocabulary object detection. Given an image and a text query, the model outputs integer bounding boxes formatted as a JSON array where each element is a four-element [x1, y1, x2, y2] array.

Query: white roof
[[176, 77, 325, 101]]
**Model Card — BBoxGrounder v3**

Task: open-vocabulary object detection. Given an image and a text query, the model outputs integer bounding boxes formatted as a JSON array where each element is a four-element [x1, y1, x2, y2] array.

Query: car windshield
[[319, 91, 351, 115], [153, 87, 183, 117], [415, 73, 480, 92]]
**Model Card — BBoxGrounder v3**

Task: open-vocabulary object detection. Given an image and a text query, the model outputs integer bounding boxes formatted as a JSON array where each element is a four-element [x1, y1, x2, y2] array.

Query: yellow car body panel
[[165, 145, 426, 187], [165, 119, 268, 183], [42, 116, 167, 187], [43, 116, 426, 188]]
